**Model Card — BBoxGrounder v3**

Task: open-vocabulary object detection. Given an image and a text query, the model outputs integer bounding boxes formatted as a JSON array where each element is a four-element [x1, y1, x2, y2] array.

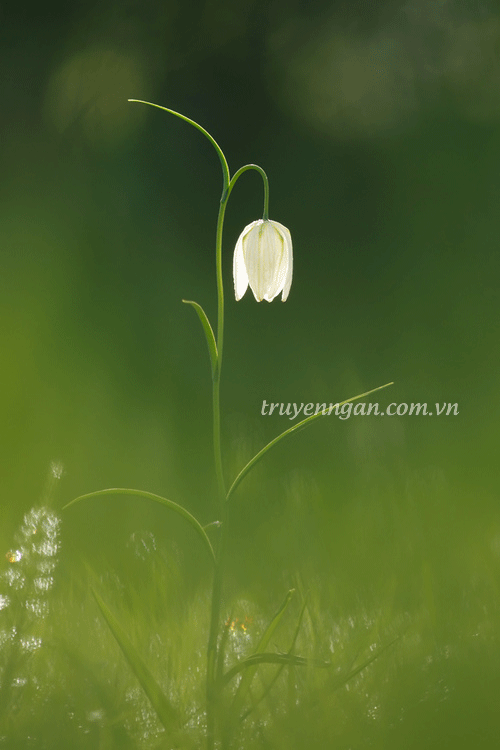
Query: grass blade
[[222, 651, 330, 686], [226, 382, 394, 502], [91, 586, 180, 732], [326, 636, 400, 693], [240, 593, 311, 722], [227, 589, 295, 731], [63, 488, 215, 563]]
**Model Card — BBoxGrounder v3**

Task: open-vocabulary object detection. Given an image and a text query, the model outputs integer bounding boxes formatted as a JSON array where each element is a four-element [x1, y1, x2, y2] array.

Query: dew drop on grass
[[5, 549, 23, 563]]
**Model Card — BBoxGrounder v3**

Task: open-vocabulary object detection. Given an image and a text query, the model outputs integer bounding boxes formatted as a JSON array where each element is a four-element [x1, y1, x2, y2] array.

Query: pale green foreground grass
[[1, 478, 498, 749]]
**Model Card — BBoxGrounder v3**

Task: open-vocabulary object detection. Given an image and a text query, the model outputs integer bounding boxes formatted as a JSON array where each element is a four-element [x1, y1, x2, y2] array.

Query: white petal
[[269, 221, 293, 301], [242, 220, 267, 301], [233, 224, 252, 300], [263, 223, 288, 301]]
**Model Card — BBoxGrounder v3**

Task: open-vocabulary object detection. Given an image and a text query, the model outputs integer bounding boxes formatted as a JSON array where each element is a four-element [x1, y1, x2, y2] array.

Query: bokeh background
[[1, 1, 499, 747]]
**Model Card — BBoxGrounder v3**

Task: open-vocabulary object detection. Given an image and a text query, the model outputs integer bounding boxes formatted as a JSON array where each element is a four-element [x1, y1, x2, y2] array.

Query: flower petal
[[233, 224, 251, 300], [245, 222, 282, 302], [270, 221, 293, 301]]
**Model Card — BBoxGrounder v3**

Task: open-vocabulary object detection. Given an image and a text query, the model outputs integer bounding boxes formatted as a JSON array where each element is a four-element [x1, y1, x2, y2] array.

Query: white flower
[[233, 219, 293, 302]]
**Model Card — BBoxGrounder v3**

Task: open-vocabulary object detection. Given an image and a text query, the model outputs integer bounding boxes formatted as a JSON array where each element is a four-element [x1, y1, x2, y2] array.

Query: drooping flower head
[[233, 219, 293, 302]]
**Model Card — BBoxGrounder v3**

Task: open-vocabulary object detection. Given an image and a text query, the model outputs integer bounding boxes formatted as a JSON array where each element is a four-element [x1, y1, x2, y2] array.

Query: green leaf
[[226, 382, 394, 502], [91, 586, 180, 732], [239, 593, 311, 722], [182, 300, 218, 378], [253, 588, 295, 655], [63, 488, 215, 563], [222, 650, 330, 686], [128, 99, 230, 193]]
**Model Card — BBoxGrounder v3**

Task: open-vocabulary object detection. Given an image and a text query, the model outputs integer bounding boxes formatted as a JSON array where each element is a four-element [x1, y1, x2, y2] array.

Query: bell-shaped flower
[[233, 219, 293, 302]]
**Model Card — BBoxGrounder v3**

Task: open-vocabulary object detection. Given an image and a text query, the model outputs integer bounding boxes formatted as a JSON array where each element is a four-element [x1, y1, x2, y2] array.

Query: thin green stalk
[[212, 198, 227, 499], [205, 152, 268, 750], [205, 191, 227, 749]]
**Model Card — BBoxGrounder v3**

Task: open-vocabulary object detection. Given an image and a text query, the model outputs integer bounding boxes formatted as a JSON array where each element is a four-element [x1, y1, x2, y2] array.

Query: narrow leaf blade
[[182, 299, 218, 378], [63, 488, 215, 563], [128, 99, 230, 188], [226, 382, 394, 502]]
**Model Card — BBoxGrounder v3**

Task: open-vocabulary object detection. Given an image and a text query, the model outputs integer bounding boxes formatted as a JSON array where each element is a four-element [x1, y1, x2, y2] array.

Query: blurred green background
[[1, 1, 499, 747]]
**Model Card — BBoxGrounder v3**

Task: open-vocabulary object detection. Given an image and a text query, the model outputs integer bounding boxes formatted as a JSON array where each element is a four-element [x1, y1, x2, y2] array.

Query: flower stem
[[207, 161, 273, 749], [206, 196, 229, 748], [206, 158, 271, 749], [212, 198, 227, 500]]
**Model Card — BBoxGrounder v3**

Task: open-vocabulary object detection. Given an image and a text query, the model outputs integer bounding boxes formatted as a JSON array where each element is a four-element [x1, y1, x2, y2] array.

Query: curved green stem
[[227, 164, 269, 220]]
